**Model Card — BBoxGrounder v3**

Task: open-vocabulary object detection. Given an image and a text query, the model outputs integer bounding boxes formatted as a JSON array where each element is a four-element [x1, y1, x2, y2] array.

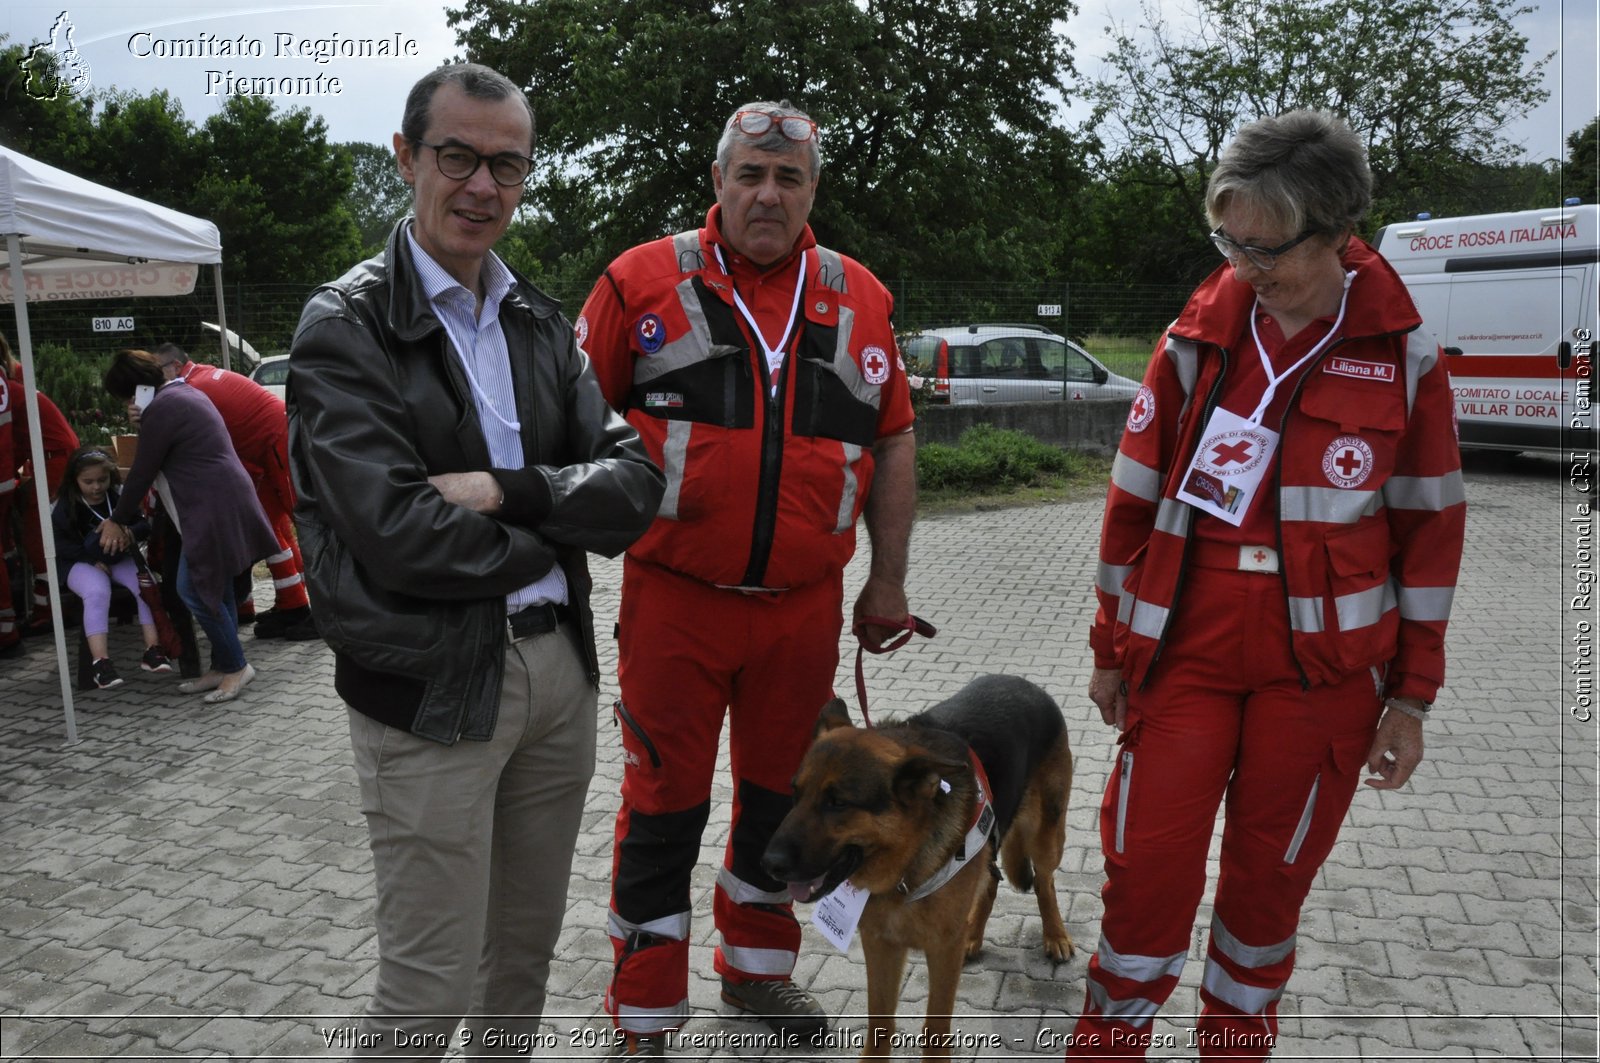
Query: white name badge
[[811, 879, 869, 952], [1175, 407, 1279, 527]]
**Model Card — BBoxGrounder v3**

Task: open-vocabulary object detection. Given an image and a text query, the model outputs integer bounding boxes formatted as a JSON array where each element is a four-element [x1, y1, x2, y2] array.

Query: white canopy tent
[[0, 145, 232, 743]]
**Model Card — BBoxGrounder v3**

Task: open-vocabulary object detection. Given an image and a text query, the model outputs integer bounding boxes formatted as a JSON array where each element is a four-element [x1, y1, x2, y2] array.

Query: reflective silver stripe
[[1280, 485, 1380, 524], [633, 278, 716, 385], [720, 943, 796, 977], [1287, 596, 1325, 634], [1097, 561, 1133, 598], [834, 442, 862, 533], [0, 480, 15, 496], [617, 1001, 688, 1034], [1154, 497, 1191, 538], [1383, 471, 1466, 512], [716, 866, 790, 906], [1283, 775, 1319, 864], [608, 909, 691, 941], [1202, 957, 1286, 1014], [1164, 335, 1199, 398], [657, 421, 691, 520], [1115, 751, 1134, 854], [1398, 584, 1456, 622], [672, 229, 705, 273], [1370, 666, 1384, 699], [1128, 599, 1169, 641], [1210, 917, 1297, 969], [1096, 933, 1187, 985], [1086, 978, 1163, 1028], [1402, 331, 1438, 414], [829, 306, 879, 410], [1335, 581, 1395, 632], [1111, 451, 1162, 503], [813, 245, 849, 293]]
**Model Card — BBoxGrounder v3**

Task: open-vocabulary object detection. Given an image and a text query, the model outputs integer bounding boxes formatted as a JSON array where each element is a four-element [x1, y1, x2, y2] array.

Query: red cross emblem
[[1211, 440, 1253, 466], [1131, 395, 1148, 420], [1335, 448, 1363, 476], [1253, 549, 1268, 564]]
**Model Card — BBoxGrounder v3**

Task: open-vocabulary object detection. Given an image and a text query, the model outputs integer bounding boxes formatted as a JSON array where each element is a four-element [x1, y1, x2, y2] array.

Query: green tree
[[1085, 0, 1551, 233], [447, 0, 1085, 299], [197, 96, 361, 288], [1566, 117, 1599, 204], [341, 140, 414, 255]]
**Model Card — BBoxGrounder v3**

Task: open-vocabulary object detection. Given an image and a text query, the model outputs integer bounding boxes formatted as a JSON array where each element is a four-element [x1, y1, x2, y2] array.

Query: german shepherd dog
[[762, 675, 1074, 1059]]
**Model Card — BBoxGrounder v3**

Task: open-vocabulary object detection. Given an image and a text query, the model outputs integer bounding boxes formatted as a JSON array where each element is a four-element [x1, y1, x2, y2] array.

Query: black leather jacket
[[288, 223, 664, 744]]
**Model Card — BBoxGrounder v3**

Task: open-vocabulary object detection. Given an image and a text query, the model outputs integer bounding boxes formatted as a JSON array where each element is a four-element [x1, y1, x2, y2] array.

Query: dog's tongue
[[788, 876, 827, 903]]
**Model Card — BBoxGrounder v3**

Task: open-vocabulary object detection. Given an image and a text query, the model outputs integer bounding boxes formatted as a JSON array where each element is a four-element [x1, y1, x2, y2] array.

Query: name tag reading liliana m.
[[1175, 407, 1279, 527], [810, 878, 869, 952]]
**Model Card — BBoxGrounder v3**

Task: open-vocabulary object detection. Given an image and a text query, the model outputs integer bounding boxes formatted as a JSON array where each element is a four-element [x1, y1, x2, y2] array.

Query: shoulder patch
[[861, 345, 890, 385], [1127, 385, 1156, 433], [635, 313, 665, 355]]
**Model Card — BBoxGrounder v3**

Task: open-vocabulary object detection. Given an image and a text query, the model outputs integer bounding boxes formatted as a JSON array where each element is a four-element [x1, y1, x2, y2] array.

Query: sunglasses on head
[[733, 110, 817, 143]]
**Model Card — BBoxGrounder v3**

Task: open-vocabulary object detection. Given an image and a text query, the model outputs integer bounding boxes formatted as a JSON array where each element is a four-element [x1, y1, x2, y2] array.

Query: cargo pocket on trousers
[[1283, 729, 1371, 864], [612, 699, 662, 769]]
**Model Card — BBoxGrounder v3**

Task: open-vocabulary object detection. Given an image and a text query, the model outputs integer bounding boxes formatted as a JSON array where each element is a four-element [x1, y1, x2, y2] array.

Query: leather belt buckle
[[1238, 545, 1279, 573], [507, 602, 567, 643]]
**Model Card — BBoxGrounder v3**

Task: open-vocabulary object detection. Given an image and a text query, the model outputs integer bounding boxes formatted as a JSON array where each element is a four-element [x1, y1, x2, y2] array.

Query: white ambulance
[[1373, 204, 1597, 456]]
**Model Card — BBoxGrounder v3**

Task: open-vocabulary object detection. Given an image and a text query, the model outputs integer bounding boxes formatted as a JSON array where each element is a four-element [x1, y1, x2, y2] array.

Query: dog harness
[[902, 748, 997, 902]]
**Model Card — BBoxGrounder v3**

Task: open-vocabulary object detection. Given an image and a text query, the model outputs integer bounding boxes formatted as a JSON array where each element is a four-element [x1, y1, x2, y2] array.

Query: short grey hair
[[401, 62, 535, 153], [715, 99, 821, 179], [1206, 110, 1371, 238]]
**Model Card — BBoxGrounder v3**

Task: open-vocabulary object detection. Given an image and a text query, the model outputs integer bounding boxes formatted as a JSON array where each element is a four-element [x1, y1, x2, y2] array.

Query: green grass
[[1079, 332, 1158, 382], [915, 425, 1112, 514]]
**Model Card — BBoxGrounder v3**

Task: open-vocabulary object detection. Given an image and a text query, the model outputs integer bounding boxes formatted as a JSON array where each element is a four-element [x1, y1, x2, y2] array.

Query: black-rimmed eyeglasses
[[414, 140, 534, 187], [1209, 226, 1314, 271], [732, 110, 817, 143]]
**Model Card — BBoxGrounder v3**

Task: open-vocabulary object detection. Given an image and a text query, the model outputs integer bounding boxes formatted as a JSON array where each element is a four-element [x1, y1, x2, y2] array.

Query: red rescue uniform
[[1072, 239, 1464, 1059], [580, 206, 913, 1034], [5, 373, 78, 628]]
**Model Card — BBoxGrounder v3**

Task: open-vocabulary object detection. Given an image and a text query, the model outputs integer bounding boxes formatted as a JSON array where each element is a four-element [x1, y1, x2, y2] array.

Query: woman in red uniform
[[1070, 110, 1465, 1060]]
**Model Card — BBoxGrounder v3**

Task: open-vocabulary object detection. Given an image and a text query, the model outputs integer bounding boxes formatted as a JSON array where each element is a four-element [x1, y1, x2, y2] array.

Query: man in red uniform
[[152, 343, 314, 639], [2, 337, 78, 635], [579, 100, 918, 1054]]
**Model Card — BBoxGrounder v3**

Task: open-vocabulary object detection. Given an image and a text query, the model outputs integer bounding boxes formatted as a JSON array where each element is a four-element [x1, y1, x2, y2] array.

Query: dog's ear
[[813, 698, 854, 737], [892, 754, 968, 805]]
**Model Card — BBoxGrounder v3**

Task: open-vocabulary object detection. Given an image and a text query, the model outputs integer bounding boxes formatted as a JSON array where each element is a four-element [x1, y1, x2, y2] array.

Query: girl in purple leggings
[[52, 446, 172, 689]]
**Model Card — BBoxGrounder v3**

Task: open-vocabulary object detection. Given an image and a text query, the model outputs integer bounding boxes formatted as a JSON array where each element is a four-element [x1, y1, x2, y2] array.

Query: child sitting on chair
[[52, 445, 172, 688]]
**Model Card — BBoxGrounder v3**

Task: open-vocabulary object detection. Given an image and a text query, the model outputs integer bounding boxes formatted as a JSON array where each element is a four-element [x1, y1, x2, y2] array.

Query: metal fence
[[12, 275, 1191, 438], [15, 276, 1190, 366]]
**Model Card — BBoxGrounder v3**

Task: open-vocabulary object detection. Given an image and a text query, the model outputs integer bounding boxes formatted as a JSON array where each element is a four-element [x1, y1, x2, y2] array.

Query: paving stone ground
[[0, 451, 1595, 1061]]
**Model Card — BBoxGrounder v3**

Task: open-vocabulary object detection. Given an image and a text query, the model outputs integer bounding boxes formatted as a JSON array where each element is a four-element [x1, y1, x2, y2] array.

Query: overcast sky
[[5, 0, 1595, 168]]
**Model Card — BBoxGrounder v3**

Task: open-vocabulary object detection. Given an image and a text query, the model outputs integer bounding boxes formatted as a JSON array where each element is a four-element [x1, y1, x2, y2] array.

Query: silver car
[[904, 324, 1141, 405], [248, 354, 290, 401]]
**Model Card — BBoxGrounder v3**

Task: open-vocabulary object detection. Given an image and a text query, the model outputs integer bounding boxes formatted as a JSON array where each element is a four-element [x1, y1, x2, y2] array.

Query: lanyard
[[1244, 269, 1356, 425], [715, 246, 807, 391]]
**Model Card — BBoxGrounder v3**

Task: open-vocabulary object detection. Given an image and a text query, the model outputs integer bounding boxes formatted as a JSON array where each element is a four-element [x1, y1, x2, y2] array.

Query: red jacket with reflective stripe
[[580, 208, 914, 590], [1090, 239, 1465, 704]]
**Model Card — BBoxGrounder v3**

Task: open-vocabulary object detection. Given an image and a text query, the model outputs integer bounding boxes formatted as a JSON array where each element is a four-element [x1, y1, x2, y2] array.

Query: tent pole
[[6, 234, 80, 746], [213, 265, 230, 372]]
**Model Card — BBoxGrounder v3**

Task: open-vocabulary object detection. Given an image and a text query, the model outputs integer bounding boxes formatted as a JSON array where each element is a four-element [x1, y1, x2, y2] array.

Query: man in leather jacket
[[288, 62, 664, 1058]]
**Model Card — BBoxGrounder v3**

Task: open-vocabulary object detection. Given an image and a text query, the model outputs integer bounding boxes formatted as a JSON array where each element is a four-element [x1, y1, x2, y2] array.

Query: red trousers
[[1070, 564, 1383, 1061], [16, 452, 68, 625], [250, 439, 308, 612], [606, 558, 843, 1035]]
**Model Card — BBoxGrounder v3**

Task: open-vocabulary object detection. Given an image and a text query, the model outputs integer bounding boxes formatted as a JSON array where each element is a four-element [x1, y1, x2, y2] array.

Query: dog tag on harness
[[1175, 407, 1278, 527], [811, 879, 869, 952]]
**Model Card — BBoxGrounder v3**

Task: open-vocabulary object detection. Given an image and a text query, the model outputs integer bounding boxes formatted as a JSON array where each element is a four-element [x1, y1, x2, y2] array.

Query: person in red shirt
[[151, 343, 314, 639], [1071, 111, 1464, 1061], [1, 336, 79, 634], [578, 100, 917, 1054]]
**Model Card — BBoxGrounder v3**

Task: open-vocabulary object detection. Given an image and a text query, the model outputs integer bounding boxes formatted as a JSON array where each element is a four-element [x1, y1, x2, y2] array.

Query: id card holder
[[1175, 408, 1279, 527], [811, 879, 869, 952]]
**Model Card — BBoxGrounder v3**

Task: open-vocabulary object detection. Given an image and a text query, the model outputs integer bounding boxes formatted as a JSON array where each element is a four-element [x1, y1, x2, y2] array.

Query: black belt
[[507, 602, 571, 642]]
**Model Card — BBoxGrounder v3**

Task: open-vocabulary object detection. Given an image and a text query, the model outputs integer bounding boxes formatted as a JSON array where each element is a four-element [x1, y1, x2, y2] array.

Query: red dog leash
[[851, 614, 937, 728]]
